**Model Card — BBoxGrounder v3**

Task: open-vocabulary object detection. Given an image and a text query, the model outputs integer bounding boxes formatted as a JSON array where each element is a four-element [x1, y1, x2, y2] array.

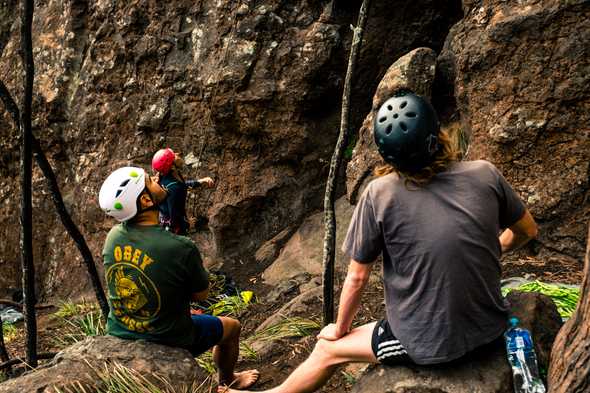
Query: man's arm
[[319, 259, 373, 340], [186, 177, 215, 189], [499, 209, 538, 253], [191, 283, 210, 302]]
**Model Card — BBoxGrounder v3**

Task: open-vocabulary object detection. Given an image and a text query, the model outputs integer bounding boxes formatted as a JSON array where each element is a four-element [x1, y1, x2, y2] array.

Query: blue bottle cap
[[509, 317, 519, 327]]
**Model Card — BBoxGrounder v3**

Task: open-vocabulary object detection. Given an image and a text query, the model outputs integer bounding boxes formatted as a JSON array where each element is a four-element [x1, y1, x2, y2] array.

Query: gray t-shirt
[[342, 160, 526, 365]]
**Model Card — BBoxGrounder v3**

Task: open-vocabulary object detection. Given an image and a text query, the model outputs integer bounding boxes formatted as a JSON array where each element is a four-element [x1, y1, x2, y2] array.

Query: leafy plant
[[341, 370, 357, 385], [204, 291, 254, 317], [195, 340, 259, 375], [195, 351, 216, 376], [344, 135, 357, 160], [502, 281, 581, 319], [2, 322, 19, 343], [52, 302, 105, 348], [249, 317, 320, 344], [55, 299, 98, 319]]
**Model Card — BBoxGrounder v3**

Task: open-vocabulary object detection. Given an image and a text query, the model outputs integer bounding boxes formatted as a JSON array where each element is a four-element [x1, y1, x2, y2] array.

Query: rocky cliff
[[438, 0, 589, 269], [0, 0, 462, 299]]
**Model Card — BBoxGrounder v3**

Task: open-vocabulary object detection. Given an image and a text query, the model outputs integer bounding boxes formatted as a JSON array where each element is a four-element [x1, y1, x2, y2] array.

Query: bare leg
[[214, 317, 260, 389], [220, 322, 378, 393]]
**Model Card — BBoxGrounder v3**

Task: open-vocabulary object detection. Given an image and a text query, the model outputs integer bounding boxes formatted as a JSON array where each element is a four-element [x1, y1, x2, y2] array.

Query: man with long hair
[[222, 91, 537, 393]]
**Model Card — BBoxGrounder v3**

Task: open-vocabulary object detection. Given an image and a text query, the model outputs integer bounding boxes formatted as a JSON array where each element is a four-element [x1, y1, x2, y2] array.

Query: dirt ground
[[2, 253, 584, 391]]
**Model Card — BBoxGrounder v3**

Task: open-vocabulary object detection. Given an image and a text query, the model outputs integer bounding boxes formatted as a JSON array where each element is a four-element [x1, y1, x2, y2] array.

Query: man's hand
[[317, 323, 347, 341], [187, 216, 197, 229], [198, 177, 215, 188], [192, 283, 210, 302]]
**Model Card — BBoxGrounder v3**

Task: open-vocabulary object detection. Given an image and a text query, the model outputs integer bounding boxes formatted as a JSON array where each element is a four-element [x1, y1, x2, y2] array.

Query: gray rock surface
[[350, 291, 562, 393], [262, 196, 355, 286], [256, 286, 323, 334], [0, 335, 202, 393]]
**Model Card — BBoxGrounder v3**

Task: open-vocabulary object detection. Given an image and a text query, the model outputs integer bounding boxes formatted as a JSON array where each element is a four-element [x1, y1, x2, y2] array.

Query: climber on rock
[[152, 147, 215, 236], [99, 167, 259, 390], [220, 91, 538, 393]]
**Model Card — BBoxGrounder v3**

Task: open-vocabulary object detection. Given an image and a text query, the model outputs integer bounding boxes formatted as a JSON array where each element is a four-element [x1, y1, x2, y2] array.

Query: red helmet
[[152, 148, 176, 175]]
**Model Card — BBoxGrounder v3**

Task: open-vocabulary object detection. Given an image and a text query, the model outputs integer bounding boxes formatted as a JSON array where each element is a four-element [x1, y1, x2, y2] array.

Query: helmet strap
[[136, 188, 159, 214]]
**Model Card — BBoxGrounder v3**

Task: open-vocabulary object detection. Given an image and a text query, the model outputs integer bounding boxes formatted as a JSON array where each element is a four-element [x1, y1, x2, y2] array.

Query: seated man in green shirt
[[99, 166, 259, 390]]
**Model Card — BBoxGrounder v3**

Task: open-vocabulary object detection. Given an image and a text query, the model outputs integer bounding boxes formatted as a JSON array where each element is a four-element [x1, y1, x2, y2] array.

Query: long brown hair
[[374, 128, 461, 186]]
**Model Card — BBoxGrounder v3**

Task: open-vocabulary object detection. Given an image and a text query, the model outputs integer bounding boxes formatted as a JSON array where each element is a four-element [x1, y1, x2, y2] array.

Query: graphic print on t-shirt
[[106, 245, 161, 333]]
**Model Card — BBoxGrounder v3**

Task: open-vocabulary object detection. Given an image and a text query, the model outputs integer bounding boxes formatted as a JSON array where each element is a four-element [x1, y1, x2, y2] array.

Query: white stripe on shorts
[[377, 345, 405, 357], [378, 339, 400, 348], [377, 349, 407, 360]]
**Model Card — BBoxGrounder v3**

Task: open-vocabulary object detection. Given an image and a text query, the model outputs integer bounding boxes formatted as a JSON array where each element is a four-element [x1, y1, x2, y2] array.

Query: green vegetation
[[195, 341, 259, 376], [193, 272, 255, 317], [0, 371, 6, 383], [2, 321, 18, 343], [53, 362, 214, 393], [204, 291, 254, 317], [52, 301, 105, 349], [249, 317, 320, 344], [195, 317, 320, 375], [502, 281, 581, 318], [341, 370, 357, 386], [55, 299, 98, 319], [344, 135, 357, 160]]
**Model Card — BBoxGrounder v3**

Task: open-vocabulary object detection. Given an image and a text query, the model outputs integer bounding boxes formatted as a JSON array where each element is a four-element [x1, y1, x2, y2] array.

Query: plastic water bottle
[[504, 317, 546, 393]]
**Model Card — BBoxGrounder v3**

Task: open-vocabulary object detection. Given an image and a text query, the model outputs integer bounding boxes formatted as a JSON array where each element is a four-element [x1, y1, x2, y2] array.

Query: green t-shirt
[[102, 224, 209, 348]]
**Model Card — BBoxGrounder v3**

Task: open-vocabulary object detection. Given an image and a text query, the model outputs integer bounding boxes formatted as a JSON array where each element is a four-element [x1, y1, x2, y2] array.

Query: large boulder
[[262, 196, 355, 287], [437, 0, 590, 264], [351, 291, 562, 393], [0, 336, 203, 393], [346, 47, 438, 203], [0, 1, 462, 300]]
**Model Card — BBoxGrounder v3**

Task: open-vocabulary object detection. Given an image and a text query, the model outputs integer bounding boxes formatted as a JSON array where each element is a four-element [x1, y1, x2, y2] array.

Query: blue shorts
[[187, 314, 224, 356]]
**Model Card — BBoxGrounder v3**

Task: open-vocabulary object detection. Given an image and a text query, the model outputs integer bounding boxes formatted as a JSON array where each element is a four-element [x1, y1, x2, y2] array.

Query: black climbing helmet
[[373, 92, 441, 173]]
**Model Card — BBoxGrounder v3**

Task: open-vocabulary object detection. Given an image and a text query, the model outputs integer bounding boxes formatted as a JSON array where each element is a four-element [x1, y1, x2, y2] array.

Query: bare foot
[[218, 370, 260, 392]]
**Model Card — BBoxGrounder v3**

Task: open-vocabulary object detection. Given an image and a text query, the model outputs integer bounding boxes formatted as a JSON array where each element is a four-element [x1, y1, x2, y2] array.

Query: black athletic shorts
[[371, 319, 413, 366], [371, 319, 505, 366]]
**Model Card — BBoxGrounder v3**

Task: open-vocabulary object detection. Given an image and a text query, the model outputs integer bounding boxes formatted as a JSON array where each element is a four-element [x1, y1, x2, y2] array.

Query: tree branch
[[322, 0, 372, 325], [19, 0, 37, 368], [0, 352, 57, 370]]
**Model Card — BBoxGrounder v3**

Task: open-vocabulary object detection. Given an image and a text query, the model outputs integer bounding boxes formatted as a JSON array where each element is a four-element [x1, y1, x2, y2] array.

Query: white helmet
[[99, 167, 146, 222]]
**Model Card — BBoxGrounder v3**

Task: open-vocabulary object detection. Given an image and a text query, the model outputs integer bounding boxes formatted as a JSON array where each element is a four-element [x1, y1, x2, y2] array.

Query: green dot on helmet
[[114, 202, 123, 210], [130, 171, 139, 178]]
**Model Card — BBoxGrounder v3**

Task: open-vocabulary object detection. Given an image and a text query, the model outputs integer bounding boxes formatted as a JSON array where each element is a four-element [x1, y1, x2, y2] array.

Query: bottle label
[[516, 336, 525, 349]]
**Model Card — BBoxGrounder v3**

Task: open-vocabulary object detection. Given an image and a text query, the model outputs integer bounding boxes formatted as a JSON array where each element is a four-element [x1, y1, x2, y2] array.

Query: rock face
[[262, 195, 354, 286], [351, 291, 562, 393], [0, 0, 462, 300], [0, 336, 202, 393], [346, 47, 438, 203], [437, 0, 590, 263]]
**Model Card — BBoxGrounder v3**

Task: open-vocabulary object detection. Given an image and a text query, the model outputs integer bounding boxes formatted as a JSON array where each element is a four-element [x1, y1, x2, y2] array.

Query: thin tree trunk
[[19, 0, 37, 368], [547, 223, 590, 392], [0, 316, 9, 363], [322, 0, 372, 325], [0, 84, 109, 319]]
